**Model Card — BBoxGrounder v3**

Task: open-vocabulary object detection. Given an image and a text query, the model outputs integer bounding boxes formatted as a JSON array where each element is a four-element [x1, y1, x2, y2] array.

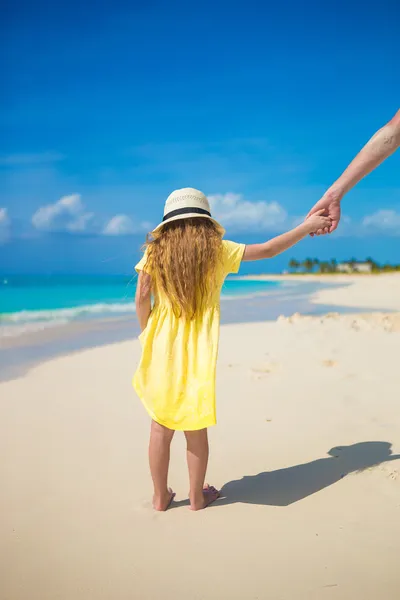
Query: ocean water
[[0, 274, 281, 334], [1, 274, 347, 380]]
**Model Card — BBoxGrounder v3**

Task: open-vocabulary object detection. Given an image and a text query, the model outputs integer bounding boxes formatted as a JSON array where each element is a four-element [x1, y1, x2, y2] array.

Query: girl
[[133, 188, 331, 511]]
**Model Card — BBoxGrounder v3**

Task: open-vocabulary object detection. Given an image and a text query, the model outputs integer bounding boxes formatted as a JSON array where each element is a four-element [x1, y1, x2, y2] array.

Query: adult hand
[[306, 190, 342, 236]]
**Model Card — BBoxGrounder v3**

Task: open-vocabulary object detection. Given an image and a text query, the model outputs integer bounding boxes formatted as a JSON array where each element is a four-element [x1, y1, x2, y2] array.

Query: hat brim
[[152, 213, 225, 235]]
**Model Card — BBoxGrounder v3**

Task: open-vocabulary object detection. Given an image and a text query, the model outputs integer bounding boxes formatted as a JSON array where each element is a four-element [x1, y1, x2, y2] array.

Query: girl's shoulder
[[135, 248, 149, 274], [222, 240, 246, 275]]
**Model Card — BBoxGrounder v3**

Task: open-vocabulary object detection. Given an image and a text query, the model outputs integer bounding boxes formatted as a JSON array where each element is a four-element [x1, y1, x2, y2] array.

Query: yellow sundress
[[133, 240, 245, 431]]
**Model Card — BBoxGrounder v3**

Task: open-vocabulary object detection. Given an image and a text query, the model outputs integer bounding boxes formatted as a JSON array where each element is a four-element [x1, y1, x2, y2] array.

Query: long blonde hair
[[145, 218, 223, 319]]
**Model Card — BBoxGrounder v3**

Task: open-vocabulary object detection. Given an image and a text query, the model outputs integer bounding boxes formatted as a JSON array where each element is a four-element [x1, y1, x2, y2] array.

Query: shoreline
[[1, 274, 399, 382], [0, 278, 334, 381]]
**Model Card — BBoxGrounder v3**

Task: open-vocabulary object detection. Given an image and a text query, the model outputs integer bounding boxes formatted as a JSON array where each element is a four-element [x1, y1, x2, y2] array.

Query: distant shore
[[241, 272, 400, 310]]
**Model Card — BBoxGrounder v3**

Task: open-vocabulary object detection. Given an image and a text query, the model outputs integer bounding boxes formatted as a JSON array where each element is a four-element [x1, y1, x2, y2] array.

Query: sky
[[1, 0, 399, 275]]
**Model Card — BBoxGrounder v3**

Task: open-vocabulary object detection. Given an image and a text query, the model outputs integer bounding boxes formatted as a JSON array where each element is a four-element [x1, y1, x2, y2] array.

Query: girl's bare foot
[[153, 488, 175, 511], [189, 484, 220, 511]]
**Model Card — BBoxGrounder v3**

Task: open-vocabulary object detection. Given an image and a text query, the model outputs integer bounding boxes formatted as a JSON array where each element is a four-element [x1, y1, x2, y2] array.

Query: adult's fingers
[[311, 227, 330, 236], [329, 219, 339, 233]]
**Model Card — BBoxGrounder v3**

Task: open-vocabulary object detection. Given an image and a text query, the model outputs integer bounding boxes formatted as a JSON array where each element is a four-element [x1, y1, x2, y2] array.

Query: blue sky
[[1, 0, 399, 274]]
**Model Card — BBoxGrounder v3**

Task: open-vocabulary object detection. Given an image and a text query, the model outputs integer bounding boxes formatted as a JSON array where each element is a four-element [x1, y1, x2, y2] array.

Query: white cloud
[[31, 195, 152, 237], [0, 152, 64, 166], [104, 215, 135, 235], [103, 214, 151, 235], [209, 193, 287, 231], [362, 210, 400, 235], [0, 208, 11, 244], [104, 215, 134, 235], [32, 194, 94, 233]]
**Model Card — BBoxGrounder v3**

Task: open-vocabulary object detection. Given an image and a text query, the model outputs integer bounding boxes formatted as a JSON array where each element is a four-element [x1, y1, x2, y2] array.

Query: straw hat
[[153, 188, 224, 233]]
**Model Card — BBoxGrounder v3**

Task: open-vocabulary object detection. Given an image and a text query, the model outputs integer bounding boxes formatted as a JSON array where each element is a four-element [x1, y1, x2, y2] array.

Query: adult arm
[[307, 108, 400, 233]]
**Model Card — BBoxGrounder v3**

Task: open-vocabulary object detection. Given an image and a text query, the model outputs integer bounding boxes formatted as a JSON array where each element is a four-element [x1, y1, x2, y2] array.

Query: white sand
[[312, 273, 400, 311], [245, 272, 400, 310], [1, 274, 400, 600]]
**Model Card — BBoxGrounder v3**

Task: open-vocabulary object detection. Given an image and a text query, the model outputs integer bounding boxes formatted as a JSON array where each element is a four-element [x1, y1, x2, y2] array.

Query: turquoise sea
[[0, 274, 344, 379], [0, 274, 281, 331]]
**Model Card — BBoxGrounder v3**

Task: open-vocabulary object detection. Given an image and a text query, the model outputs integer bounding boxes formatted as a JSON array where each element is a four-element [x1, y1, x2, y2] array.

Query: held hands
[[305, 209, 333, 235], [305, 191, 342, 236]]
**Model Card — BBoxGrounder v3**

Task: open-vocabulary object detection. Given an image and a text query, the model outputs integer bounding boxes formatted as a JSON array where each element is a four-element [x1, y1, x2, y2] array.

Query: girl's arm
[[135, 271, 152, 331], [243, 212, 331, 261]]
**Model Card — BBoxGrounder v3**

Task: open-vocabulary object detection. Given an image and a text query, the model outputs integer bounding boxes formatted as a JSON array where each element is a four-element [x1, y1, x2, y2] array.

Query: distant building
[[337, 262, 372, 273]]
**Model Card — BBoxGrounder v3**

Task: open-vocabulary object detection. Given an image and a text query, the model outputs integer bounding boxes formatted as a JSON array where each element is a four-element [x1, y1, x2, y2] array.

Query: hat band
[[162, 206, 211, 222]]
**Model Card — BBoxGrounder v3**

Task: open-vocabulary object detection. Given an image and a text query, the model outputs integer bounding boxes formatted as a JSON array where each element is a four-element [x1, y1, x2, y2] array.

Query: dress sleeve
[[222, 240, 246, 275], [135, 249, 150, 274]]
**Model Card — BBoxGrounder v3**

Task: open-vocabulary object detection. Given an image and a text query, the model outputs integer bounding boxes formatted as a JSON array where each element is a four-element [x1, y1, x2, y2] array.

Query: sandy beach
[[1, 274, 400, 600], [250, 272, 400, 311]]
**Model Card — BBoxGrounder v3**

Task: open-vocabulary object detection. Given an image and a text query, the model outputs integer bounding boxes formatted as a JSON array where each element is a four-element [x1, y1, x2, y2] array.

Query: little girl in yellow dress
[[133, 188, 331, 511]]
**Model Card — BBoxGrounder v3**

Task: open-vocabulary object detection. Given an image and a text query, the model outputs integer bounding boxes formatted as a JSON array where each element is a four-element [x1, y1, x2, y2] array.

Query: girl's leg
[[149, 420, 175, 511], [184, 428, 220, 510]]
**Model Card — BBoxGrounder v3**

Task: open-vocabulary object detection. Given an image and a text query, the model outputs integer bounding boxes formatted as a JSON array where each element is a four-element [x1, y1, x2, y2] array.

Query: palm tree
[[366, 257, 379, 271], [302, 258, 314, 273], [289, 258, 300, 272], [312, 258, 320, 272], [348, 257, 357, 272], [329, 258, 337, 273], [319, 261, 331, 274]]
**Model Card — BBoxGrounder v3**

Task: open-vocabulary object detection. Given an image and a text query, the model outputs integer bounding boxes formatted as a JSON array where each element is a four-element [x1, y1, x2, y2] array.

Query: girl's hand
[[306, 192, 342, 235], [306, 210, 333, 234]]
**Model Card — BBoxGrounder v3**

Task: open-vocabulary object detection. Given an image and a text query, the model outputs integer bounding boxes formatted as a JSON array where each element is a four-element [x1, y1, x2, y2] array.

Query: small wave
[[0, 319, 70, 339], [1, 291, 284, 326], [0, 302, 136, 325]]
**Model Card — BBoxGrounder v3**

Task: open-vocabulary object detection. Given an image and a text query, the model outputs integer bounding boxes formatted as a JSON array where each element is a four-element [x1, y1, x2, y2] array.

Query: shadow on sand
[[215, 441, 400, 507]]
